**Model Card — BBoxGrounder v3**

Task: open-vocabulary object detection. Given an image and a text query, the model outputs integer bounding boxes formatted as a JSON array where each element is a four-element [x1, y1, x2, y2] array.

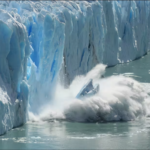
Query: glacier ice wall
[[0, 8, 30, 135], [62, 1, 150, 84], [0, 1, 150, 134]]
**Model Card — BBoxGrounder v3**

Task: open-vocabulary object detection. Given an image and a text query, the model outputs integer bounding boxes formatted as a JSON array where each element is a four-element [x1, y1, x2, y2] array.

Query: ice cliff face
[[0, 1, 150, 134], [62, 1, 150, 84], [0, 9, 29, 135]]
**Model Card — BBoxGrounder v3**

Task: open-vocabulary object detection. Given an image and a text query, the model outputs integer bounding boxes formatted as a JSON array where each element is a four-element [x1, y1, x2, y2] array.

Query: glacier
[[0, 8, 29, 135], [0, 1, 150, 134]]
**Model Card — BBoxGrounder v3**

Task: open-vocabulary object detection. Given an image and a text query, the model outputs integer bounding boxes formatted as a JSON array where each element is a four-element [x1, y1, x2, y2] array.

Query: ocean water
[[105, 53, 150, 83], [0, 120, 150, 149], [1, 53, 150, 149]]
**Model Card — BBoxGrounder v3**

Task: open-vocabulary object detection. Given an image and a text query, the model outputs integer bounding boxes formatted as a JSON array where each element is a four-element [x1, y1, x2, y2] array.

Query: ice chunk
[[76, 79, 99, 99]]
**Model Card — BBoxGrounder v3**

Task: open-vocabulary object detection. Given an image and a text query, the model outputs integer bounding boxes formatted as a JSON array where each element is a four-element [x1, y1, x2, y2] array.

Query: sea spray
[[29, 64, 150, 122]]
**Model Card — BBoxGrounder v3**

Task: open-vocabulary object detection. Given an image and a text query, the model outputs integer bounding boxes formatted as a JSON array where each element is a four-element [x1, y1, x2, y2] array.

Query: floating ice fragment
[[76, 79, 99, 99]]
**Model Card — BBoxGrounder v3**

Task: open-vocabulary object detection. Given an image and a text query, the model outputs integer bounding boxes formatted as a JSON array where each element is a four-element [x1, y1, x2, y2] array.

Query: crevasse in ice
[[0, 1, 150, 134]]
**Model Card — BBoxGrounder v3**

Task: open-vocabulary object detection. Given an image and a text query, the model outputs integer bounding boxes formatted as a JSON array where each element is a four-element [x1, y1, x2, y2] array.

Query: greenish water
[[105, 53, 150, 83], [0, 120, 150, 149], [1, 53, 150, 149]]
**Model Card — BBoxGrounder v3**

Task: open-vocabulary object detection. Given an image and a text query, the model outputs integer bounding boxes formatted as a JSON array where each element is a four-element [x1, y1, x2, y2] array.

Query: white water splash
[[29, 64, 150, 122]]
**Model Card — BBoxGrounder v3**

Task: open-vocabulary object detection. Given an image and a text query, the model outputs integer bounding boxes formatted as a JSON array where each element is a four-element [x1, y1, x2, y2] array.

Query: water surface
[[0, 119, 150, 149]]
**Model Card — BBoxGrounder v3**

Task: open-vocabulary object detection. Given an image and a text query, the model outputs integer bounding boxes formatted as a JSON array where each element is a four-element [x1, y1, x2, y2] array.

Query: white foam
[[29, 64, 150, 122]]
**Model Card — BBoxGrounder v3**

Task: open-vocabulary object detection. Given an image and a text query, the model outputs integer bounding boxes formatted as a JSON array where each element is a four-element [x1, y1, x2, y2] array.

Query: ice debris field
[[0, 1, 150, 135]]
